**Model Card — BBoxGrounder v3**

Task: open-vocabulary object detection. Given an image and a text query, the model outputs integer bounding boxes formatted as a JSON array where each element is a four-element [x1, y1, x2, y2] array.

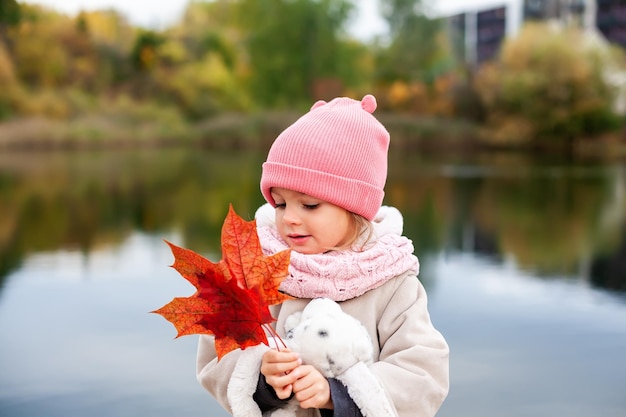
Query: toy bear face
[[284, 298, 373, 378]]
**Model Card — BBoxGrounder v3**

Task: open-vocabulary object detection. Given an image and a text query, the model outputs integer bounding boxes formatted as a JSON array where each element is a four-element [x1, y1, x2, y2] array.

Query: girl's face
[[270, 187, 354, 254]]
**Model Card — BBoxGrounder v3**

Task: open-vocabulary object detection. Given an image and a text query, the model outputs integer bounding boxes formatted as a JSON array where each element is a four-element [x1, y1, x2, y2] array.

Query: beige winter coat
[[197, 270, 449, 417]]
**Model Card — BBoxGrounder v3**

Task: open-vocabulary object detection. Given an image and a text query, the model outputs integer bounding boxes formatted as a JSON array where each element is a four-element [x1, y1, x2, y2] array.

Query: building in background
[[595, 0, 626, 49], [476, 7, 508, 64], [446, 0, 626, 114], [447, 0, 626, 67], [448, 4, 510, 67], [523, 0, 599, 30]]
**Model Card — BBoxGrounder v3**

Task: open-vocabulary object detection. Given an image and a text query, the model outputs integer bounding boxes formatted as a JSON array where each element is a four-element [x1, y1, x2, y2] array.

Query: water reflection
[[430, 253, 626, 417], [1, 148, 625, 417], [0, 149, 266, 285], [0, 232, 223, 417]]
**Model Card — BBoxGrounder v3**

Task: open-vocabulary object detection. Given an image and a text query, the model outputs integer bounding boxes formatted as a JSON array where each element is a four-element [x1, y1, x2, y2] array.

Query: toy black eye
[[318, 330, 328, 337]]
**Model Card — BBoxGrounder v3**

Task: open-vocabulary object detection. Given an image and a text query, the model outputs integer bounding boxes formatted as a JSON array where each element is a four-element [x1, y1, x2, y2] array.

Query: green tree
[[170, 0, 241, 67], [10, 6, 70, 87], [81, 10, 136, 87], [153, 0, 252, 117], [375, 0, 444, 83], [0, 40, 17, 118], [236, 0, 356, 107], [130, 29, 165, 72], [10, 5, 108, 92], [0, 0, 20, 46]]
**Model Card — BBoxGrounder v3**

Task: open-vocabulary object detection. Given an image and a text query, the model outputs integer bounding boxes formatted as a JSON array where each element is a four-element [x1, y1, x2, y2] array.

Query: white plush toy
[[269, 298, 396, 417], [227, 298, 396, 417]]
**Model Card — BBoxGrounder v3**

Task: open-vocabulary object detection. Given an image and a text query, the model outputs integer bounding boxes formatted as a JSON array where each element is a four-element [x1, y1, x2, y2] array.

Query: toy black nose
[[318, 329, 328, 337]]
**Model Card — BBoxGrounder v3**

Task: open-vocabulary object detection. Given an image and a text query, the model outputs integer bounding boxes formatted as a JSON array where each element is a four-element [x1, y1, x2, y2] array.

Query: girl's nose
[[282, 206, 301, 225]]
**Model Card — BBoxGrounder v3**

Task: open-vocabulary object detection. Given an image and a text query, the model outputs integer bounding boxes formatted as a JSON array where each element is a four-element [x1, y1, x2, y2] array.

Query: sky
[[23, 0, 517, 40]]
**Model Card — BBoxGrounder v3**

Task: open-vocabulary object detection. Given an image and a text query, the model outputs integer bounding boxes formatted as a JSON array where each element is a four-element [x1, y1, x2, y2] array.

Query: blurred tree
[[82, 10, 135, 87], [131, 29, 165, 72], [10, 6, 70, 87], [472, 163, 617, 276], [60, 13, 100, 91], [9, 5, 114, 93], [0, 0, 20, 47], [236, 0, 357, 107], [155, 51, 251, 119], [152, 0, 252, 118], [172, 0, 240, 66], [81, 9, 134, 50], [0, 39, 14, 85], [376, 0, 444, 83], [0, 40, 17, 118], [474, 23, 623, 146], [372, 0, 456, 115]]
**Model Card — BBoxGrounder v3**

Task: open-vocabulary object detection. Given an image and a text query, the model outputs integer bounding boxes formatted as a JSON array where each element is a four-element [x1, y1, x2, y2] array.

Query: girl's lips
[[287, 234, 310, 244]]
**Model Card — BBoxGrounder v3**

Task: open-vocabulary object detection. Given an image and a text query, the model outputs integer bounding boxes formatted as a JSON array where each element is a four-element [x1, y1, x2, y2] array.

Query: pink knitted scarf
[[255, 205, 419, 302]]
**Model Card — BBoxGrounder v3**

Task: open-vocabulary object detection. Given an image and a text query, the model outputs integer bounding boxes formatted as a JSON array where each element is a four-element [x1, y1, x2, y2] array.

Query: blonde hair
[[330, 212, 374, 252]]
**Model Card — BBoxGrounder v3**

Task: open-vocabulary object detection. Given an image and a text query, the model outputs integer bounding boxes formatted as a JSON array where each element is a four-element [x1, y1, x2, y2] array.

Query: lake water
[[1, 148, 625, 417]]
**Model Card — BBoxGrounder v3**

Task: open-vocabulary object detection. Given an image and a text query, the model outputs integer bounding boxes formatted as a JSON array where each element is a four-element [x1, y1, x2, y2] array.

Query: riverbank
[[0, 112, 624, 157], [0, 112, 482, 151]]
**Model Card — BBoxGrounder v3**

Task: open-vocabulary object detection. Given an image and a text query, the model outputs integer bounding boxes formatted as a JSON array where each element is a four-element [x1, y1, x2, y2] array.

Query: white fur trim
[[267, 400, 299, 417], [371, 206, 403, 237], [227, 345, 269, 417], [337, 362, 397, 417], [255, 203, 276, 228]]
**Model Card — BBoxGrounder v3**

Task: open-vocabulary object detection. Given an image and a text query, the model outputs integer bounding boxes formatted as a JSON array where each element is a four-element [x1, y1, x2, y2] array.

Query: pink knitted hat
[[260, 94, 389, 221]]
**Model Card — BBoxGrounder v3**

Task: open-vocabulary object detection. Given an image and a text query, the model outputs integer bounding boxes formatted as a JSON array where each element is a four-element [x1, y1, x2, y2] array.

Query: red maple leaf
[[152, 205, 291, 360]]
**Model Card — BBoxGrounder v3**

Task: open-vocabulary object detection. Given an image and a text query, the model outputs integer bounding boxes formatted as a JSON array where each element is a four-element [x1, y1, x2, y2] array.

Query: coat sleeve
[[370, 276, 450, 417], [197, 336, 271, 416], [196, 335, 239, 414], [325, 377, 363, 417]]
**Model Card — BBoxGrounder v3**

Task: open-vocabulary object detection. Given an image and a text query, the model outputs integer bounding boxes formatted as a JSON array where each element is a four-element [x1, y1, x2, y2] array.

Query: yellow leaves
[[388, 81, 411, 109], [499, 23, 594, 87], [158, 40, 189, 65], [158, 52, 251, 114], [80, 10, 134, 50], [384, 78, 455, 117], [474, 22, 621, 142], [139, 47, 157, 70], [0, 42, 16, 87]]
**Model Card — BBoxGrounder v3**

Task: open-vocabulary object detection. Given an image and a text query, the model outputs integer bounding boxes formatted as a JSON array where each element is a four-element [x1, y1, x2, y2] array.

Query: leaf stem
[[263, 323, 287, 350]]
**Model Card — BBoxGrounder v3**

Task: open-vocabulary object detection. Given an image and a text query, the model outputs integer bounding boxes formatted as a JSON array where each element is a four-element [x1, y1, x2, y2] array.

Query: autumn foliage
[[473, 23, 622, 145], [153, 205, 291, 360]]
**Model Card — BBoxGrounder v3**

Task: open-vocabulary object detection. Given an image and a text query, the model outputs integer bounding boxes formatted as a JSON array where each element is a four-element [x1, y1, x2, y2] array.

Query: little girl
[[196, 95, 449, 417]]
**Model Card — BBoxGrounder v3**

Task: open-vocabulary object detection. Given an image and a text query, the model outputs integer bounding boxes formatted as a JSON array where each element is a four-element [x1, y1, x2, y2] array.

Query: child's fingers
[[264, 348, 298, 362], [260, 349, 302, 399], [265, 371, 299, 399], [261, 350, 301, 375], [273, 383, 293, 400], [292, 365, 332, 409]]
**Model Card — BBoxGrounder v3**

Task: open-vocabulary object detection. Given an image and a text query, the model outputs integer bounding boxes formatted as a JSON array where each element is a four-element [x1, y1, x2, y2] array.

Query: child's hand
[[260, 349, 302, 399], [291, 365, 333, 410]]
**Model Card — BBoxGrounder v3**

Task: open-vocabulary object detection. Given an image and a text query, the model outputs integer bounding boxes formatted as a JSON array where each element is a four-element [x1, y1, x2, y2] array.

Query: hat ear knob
[[361, 94, 377, 114], [311, 100, 327, 111]]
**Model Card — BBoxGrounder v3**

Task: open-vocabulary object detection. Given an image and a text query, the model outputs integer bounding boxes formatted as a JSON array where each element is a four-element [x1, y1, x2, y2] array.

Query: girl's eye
[[274, 202, 286, 209], [303, 204, 319, 210]]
